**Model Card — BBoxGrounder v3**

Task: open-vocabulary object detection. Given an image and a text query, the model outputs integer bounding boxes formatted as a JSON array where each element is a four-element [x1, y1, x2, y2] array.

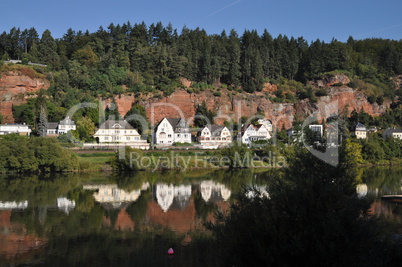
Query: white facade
[[0, 123, 32, 136], [354, 123, 367, 139], [46, 116, 76, 136], [197, 125, 232, 147], [238, 124, 271, 144], [93, 119, 149, 149], [382, 128, 402, 140], [154, 118, 191, 146], [309, 124, 323, 138], [58, 116, 76, 134]]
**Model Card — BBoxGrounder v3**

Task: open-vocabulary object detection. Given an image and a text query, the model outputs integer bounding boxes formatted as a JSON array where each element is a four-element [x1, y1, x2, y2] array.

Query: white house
[[58, 116, 76, 134], [197, 125, 232, 147], [382, 128, 402, 140], [238, 124, 271, 145], [353, 122, 367, 139], [46, 122, 59, 136], [0, 123, 32, 136], [46, 116, 76, 136], [93, 119, 149, 149], [154, 118, 191, 146], [308, 124, 323, 139]]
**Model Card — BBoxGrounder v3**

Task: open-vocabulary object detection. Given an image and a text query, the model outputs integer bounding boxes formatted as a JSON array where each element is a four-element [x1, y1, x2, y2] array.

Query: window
[[105, 137, 109, 140], [168, 134, 172, 138], [177, 134, 180, 137], [126, 137, 130, 140]]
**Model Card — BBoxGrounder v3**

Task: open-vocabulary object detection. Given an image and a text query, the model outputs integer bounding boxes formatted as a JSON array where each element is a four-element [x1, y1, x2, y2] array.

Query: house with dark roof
[[238, 123, 271, 145], [58, 116, 76, 134], [46, 116, 76, 136], [382, 128, 402, 140], [93, 119, 149, 149], [197, 124, 232, 147], [352, 122, 367, 139], [154, 118, 191, 146]]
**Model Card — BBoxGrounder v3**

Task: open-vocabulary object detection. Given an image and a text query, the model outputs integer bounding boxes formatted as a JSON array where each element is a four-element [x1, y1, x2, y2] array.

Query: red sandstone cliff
[[0, 71, 49, 123], [103, 85, 389, 130], [0, 70, 392, 129]]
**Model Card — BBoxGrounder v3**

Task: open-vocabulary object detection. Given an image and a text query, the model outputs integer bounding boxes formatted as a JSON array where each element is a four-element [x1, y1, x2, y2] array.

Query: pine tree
[[38, 106, 48, 137], [38, 29, 60, 68]]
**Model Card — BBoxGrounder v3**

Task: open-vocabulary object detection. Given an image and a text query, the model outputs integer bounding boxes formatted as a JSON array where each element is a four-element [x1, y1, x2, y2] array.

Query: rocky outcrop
[[314, 73, 350, 87], [0, 70, 391, 130], [0, 71, 49, 123], [127, 85, 389, 130]]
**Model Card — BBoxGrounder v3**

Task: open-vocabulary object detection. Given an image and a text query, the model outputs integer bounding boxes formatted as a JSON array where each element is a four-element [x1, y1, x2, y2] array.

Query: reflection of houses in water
[[246, 186, 269, 199], [0, 201, 28, 210], [356, 184, 368, 198], [57, 197, 76, 214], [154, 184, 192, 212], [200, 181, 231, 202], [83, 183, 149, 209]]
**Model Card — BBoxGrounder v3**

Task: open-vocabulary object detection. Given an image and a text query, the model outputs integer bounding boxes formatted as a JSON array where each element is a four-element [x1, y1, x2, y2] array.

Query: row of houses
[[93, 118, 273, 149], [0, 116, 273, 149], [355, 123, 402, 140], [0, 117, 76, 137]]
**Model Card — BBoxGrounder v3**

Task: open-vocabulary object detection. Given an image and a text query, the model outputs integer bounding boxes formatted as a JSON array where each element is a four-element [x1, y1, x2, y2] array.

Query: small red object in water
[[168, 248, 174, 255]]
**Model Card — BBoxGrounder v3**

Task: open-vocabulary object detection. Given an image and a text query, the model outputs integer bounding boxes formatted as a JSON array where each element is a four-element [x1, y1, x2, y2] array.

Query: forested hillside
[[0, 22, 401, 125]]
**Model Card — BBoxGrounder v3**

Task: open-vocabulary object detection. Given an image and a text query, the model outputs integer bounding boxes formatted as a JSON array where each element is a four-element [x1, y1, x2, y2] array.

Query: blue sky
[[1, 0, 401, 42]]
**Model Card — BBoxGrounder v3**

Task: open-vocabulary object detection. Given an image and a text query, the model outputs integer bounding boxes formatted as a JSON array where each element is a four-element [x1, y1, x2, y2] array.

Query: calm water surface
[[0, 167, 401, 266]]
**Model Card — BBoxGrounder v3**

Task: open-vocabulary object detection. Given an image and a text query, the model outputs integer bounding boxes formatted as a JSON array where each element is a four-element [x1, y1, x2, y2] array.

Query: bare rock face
[[0, 71, 49, 122], [0, 70, 391, 130], [180, 78, 192, 88], [315, 74, 350, 87], [132, 86, 389, 130]]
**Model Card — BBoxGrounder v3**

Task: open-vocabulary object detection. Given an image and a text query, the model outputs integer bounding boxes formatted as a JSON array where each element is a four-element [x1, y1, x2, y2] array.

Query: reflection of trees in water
[[206, 149, 400, 266], [0, 170, 278, 265], [0, 173, 81, 206], [362, 167, 402, 196]]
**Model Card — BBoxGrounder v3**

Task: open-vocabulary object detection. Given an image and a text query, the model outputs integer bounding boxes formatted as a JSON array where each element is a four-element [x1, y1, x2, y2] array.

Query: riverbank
[[78, 149, 282, 172]]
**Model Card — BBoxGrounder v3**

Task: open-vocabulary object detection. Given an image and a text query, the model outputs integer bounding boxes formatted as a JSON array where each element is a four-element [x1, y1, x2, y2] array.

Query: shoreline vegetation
[[2, 134, 402, 174]]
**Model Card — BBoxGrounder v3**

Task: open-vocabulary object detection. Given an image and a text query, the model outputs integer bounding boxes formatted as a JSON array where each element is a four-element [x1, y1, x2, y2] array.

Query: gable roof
[[59, 116, 75, 125], [98, 120, 134, 130], [156, 118, 190, 131], [166, 118, 180, 127], [47, 122, 59, 130], [198, 124, 228, 135], [354, 122, 367, 131]]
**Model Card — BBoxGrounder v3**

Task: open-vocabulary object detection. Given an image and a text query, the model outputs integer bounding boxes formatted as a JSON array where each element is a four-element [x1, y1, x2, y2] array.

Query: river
[[0, 167, 401, 266]]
